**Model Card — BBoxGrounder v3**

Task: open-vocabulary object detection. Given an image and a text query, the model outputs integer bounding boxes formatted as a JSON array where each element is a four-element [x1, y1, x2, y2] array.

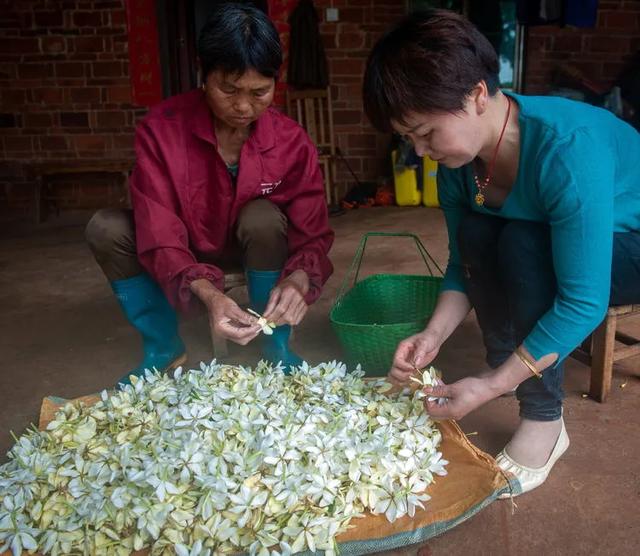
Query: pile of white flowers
[[0, 361, 447, 556]]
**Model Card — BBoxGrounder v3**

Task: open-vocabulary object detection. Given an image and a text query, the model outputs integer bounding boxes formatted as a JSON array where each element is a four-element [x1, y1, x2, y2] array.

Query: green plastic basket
[[330, 232, 443, 376]]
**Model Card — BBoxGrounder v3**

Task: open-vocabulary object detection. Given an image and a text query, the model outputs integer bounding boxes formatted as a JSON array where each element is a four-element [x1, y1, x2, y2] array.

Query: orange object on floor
[[375, 185, 395, 206]]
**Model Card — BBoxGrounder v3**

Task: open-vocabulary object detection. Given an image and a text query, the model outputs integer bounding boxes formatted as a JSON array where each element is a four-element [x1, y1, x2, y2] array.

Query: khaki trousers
[[85, 199, 289, 282]]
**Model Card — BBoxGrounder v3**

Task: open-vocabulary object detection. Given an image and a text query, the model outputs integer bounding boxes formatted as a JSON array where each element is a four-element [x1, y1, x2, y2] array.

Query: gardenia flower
[[0, 361, 447, 556]]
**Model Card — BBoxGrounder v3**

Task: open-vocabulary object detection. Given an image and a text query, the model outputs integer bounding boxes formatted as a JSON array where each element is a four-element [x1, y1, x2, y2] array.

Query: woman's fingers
[[209, 298, 261, 344], [413, 344, 436, 368], [267, 287, 302, 325], [388, 366, 413, 384], [229, 305, 257, 327], [422, 383, 467, 421], [263, 287, 282, 319], [291, 301, 308, 325], [216, 319, 261, 344], [392, 340, 419, 374]]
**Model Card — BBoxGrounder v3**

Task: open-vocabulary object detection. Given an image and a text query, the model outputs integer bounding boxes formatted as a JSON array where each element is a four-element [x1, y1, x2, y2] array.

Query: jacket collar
[[190, 90, 276, 153]]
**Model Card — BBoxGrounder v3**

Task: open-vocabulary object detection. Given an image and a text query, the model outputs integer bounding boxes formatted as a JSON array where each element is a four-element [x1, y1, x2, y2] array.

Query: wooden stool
[[211, 272, 247, 359], [571, 304, 640, 402]]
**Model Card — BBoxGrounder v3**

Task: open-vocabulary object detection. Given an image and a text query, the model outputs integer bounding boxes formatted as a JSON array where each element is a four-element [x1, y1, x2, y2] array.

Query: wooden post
[[590, 311, 616, 402]]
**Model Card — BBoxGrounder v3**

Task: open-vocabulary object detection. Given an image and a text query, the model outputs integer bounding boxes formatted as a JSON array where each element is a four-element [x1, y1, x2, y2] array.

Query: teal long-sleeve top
[[438, 92, 640, 364]]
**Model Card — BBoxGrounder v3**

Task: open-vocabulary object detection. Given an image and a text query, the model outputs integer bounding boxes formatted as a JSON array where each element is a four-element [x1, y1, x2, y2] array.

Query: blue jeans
[[457, 212, 640, 421]]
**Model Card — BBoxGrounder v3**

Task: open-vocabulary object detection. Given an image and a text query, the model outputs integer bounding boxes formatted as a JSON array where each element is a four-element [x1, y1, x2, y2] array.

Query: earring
[[201, 83, 206, 91]]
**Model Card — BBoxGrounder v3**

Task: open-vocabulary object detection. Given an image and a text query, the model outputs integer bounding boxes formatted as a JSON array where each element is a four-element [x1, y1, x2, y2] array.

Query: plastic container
[[392, 150, 440, 207], [392, 150, 421, 206]]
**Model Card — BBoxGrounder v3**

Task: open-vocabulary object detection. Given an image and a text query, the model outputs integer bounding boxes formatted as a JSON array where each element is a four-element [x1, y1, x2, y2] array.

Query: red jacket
[[130, 90, 334, 314]]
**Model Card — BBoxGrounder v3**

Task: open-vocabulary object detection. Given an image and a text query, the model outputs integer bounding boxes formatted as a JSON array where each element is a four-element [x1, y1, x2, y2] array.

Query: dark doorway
[[157, 0, 269, 97]]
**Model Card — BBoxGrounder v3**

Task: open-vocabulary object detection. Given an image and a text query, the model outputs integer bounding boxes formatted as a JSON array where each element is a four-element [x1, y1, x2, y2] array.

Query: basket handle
[[334, 232, 443, 306]]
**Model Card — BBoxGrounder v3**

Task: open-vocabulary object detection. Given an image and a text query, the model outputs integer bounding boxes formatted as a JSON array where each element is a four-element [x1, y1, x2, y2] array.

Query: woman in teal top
[[363, 9, 640, 497]]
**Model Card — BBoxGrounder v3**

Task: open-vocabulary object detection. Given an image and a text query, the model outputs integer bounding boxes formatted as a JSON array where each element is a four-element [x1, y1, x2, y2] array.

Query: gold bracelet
[[515, 346, 542, 379]]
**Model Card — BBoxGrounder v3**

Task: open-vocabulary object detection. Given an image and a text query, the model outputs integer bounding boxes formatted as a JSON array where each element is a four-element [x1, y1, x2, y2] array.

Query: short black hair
[[363, 9, 500, 133], [197, 2, 282, 80]]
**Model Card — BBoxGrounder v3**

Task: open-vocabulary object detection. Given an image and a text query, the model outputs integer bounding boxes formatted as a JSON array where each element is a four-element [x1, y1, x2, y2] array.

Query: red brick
[[4, 136, 33, 151], [372, 7, 404, 22], [22, 54, 67, 64], [17, 63, 53, 80], [98, 26, 125, 36], [107, 85, 131, 103], [1, 88, 26, 105], [347, 133, 377, 149], [30, 87, 64, 104], [56, 62, 85, 78], [95, 110, 126, 128], [588, 35, 631, 53], [96, 52, 116, 61], [60, 111, 89, 127], [337, 30, 365, 49], [92, 61, 122, 77], [24, 112, 52, 128], [70, 87, 101, 103], [73, 11, 104, 27], [0, 62, 16, 79], [110, 10, 127, 26], [40, 36, 66, 54], [0, 38, 39, 53], [39, 135, 68, 151], [603, 10, 640, 29], [552, 34, 584, 52], [337, 7, 365, 23], [68, 52, 98, 61], [333, 110, 363, 125], [34, 11, 64, 27], [112, 133, 135, 150], [74, 36, 104, 52], [599, 0, 622, 8], [331, 58, 365, 76], [321, 32, 336, 49], [74, 134, 106, 151]]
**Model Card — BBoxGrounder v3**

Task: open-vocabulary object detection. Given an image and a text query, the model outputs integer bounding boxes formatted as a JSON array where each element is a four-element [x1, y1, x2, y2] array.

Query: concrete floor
[[0, 206, 638, 555]]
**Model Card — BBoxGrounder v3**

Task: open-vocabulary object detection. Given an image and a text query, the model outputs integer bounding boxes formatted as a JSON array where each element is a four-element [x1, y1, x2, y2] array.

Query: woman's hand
[[422, 376, 502, 421], [208, 294, 262, 345], [263, 270, 310, 326], [389, 329, 442, 385], [190, 278, 262, 345]]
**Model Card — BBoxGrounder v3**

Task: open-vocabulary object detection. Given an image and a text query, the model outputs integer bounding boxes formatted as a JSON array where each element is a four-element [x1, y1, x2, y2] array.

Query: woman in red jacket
[[86, 3, 333, 386]]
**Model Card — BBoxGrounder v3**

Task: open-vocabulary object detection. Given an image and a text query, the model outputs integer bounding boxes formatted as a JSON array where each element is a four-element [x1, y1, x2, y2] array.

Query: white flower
[[247, 309, 276, 335], [0, 360, 447, 555]]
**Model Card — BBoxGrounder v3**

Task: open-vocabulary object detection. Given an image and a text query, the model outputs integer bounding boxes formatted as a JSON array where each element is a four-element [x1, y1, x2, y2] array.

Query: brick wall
[[314, 0, 405, 189], [270, 0, 405, 191], [0, 0, 142, 210], [0, 0, 142, 162], [524, 0, 640, 93], [4, 0, 636, 209], [1, 0, 403, 209]]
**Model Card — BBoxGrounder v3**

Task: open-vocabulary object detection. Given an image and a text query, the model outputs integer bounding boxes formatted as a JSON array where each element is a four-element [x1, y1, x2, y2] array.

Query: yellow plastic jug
[[392, 150, 421, 206]]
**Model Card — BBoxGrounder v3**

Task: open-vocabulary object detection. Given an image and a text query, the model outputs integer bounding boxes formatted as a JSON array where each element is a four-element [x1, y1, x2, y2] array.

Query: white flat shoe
[[496, 417, 569, 499]]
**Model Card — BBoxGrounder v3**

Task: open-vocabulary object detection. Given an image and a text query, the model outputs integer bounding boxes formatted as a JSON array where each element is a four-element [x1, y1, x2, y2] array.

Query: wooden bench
[[30, 160, 132, 223], [571, 304, 640, 402]]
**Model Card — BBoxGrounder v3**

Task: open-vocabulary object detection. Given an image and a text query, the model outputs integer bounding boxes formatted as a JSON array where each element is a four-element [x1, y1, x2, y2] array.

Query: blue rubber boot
[[246, 269, 302, 374], [111, 274, 186, 388]]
